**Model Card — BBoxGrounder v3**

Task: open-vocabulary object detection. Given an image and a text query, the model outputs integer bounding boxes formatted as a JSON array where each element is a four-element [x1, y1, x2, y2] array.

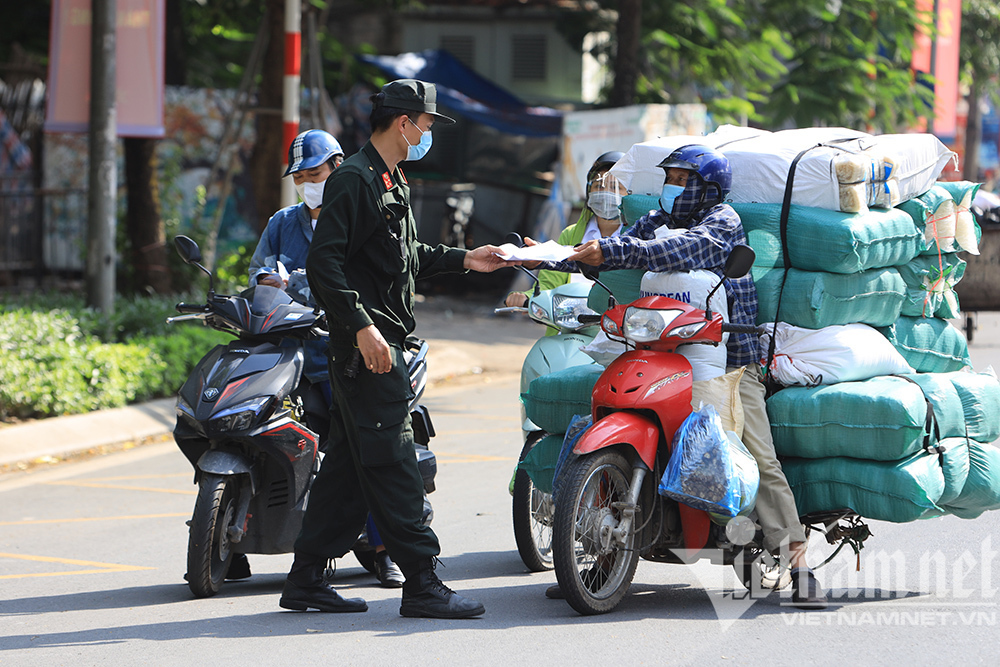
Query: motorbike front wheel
[[512, 433, 555, 572], [552, 449, 640, 615], [187, 474, 238, 598]]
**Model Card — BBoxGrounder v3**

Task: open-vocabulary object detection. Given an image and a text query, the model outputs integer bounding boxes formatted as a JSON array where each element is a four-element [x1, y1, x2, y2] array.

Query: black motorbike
[[169, 235, 437, 597]]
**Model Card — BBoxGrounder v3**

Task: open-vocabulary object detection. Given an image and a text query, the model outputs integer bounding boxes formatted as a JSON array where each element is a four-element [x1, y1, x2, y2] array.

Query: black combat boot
[[279, 552, 368, 613], [398, 558, 485, 619]]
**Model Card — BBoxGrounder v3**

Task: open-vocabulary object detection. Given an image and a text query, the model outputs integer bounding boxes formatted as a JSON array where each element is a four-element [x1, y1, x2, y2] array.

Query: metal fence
[[0, 174, 86, 275]]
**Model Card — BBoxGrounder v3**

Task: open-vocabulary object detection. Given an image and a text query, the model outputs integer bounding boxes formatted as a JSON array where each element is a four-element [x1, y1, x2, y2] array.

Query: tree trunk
[[250, 0, 286, 235], [124, 137, 171, 294], [964, 84, 982, 182], [609, 0, 642, 108], [164, 0, 186, 86]]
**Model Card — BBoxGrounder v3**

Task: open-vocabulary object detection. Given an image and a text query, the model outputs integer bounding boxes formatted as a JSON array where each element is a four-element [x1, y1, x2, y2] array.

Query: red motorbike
[[551, 246, 861, 614]]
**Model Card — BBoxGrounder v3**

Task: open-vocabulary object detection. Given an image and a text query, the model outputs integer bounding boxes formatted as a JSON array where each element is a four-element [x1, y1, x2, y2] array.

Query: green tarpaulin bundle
[[900, 183, 983, 257], [517, 433, 563, 494], [587, 269, 645, 314], [937, 437, 972, 507], [783, 451, 945, 523], [896, 253, 966, 319], [752, 265, 905, 329], [621, 194, 660, 226], [941, 440, 1000, 520], [522, 364, 603, 435], [733, 203, 922, 274], [877, 316, 971, 373], [767, 371, 1000, 461]]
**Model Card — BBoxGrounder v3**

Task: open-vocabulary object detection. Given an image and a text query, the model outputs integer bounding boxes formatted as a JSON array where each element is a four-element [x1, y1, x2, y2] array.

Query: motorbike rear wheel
[[512, 433, 555, 572], [187, 474, 238, 598], [553, 449, 640, 615]]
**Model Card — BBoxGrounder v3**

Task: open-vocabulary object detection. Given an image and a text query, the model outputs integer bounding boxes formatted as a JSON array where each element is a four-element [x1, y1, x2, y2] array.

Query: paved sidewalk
[[0, 295, 539, 475]]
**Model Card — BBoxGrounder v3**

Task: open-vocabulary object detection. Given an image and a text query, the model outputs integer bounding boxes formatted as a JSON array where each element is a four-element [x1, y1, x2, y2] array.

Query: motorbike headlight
[[552, 295, 597, 330], [207, 396, 271, 434], [667, 321, 708, 339], [623, 307, 683, 342]]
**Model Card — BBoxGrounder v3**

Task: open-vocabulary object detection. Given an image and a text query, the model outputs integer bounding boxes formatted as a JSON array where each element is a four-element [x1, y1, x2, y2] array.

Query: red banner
[[913, 0, 962, 140], [45, 0, 165, 137]]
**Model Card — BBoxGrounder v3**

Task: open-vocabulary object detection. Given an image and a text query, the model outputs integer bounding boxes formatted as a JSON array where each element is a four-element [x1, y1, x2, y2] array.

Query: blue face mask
[[403, 124, 433, 161], [659, 184, 685, 214]]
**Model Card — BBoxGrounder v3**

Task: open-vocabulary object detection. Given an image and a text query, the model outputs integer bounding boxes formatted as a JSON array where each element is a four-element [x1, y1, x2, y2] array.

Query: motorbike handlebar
[[722, 323, 762, 335], [175, 303, 207, 314]]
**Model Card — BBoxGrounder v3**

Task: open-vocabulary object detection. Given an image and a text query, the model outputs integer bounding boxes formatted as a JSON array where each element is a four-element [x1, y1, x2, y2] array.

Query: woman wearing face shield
[[503, 151, 627, 309]]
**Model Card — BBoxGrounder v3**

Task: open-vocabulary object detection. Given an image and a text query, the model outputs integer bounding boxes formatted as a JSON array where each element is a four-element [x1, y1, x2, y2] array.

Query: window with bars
[[440, 36, 476, 69], [511, 34, 547, 81]]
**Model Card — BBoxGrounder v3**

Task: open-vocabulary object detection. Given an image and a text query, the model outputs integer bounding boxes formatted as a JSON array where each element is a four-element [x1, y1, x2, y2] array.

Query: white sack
[[580, 330, 627, 367], [640, 269, 729, 381], [760, 322, 914, 386], [609, 125, 766, 196]]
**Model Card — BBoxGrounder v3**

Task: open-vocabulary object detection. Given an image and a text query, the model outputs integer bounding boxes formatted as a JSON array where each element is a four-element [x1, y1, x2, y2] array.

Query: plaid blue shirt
[[545, 204, 760, 367]]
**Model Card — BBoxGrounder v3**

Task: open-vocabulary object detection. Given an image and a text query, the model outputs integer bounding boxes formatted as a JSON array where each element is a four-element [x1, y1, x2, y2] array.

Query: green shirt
[[306, 141, 468, 344]]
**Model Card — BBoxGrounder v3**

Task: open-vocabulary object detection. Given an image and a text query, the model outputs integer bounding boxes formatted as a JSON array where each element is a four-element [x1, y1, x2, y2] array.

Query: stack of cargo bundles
[[768, 371, 1000, 522]]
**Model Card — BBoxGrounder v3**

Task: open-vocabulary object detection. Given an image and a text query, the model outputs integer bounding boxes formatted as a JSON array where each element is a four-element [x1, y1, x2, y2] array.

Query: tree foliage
[[587, 0, 934, 132], [960, 0, 1000, 103]]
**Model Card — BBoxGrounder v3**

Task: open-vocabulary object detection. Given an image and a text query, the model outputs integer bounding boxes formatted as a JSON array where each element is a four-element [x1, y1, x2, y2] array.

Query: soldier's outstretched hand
[[465, 245, 520, 273]]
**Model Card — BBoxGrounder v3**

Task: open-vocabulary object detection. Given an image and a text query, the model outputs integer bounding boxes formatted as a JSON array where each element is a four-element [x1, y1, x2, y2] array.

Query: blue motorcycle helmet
[[284, 129, 344, 176], [656, 144, 732, 223]]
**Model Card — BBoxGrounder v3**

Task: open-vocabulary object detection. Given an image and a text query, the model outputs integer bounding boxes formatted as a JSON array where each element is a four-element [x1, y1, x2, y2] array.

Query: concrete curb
[[0, 398, 177, 473], [0, 337, 533, 475]]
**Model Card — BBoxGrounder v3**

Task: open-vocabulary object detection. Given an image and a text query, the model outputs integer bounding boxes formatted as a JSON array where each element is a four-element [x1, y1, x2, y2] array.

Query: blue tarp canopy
[[357, 49, 563, 138]]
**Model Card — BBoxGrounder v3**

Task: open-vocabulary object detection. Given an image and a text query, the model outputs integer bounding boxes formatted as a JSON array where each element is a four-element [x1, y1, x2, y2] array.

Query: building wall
[[401, 19, 582, 105]]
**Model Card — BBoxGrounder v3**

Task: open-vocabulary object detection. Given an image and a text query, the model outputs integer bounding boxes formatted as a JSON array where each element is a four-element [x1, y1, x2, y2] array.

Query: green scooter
[[496, 270, 601, 571]]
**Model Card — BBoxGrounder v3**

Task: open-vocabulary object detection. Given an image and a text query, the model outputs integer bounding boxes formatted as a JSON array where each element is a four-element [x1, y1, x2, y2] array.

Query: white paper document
[[495, 240, 576, 262]]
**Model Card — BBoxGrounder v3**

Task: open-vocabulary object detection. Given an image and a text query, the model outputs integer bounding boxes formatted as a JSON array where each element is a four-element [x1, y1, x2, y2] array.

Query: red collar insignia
[[381, 172, 393, 191], [398, 169, 408, 185]]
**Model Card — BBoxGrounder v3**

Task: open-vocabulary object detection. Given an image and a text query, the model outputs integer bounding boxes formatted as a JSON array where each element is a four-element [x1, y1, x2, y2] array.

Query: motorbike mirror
[[505, 233, 540, 294], [723, 245, 755, 279], [174, 235, 202, 264], [173, 234, 215, 294], [703, 245, 756, 321], [580, 265, 615, 308], [505, 232, 524, 247]]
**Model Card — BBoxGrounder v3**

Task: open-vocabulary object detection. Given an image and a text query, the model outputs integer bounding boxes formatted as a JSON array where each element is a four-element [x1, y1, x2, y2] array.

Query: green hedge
[[0, 295, 229, 421]]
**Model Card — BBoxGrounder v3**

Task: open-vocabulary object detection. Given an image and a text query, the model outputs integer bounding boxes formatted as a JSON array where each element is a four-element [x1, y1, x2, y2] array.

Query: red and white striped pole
[[280, 0, 301, 207]]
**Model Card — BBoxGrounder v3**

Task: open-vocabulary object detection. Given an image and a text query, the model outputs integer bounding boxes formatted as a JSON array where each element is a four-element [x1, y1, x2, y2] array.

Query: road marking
[[41, 480, 196, 495], [0, 512, 189, 526], [0, 552, 155, 579]]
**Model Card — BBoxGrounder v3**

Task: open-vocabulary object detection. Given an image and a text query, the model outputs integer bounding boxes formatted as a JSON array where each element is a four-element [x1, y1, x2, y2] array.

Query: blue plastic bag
[[552, 414, 592, 502], [658, 405, 759, 519]]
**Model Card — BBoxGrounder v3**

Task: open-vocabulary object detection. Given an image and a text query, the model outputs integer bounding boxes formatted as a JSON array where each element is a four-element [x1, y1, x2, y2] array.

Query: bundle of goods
[[609, 125, 957, 215], [526, 129, 999, 525], [769, 370, 1000, 521]]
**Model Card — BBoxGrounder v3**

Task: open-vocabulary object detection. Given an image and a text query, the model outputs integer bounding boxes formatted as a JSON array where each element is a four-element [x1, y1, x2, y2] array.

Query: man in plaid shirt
[[538, 144, 827, 609]]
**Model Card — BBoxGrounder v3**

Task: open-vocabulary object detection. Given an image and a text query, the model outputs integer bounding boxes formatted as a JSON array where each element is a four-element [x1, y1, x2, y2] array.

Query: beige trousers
[[729, 364, 807, 553]]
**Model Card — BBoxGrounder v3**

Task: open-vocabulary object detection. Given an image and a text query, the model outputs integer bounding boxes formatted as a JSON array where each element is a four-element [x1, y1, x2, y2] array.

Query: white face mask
[[295, 180, 326, 210], [587, 191, 622, 220]]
